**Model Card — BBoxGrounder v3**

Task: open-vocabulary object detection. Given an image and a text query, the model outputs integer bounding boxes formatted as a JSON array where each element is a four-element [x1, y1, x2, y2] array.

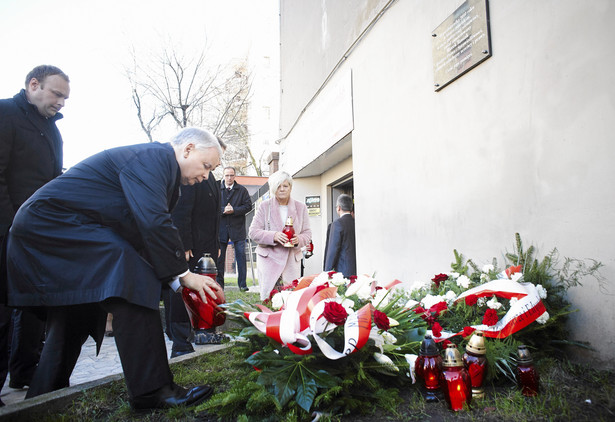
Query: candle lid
[[442, 344, 464, 367], [285, 216, 294, 226], [466, 330, 486, 355], [419, 334, 439, 356], [516, 344, 534, 364]]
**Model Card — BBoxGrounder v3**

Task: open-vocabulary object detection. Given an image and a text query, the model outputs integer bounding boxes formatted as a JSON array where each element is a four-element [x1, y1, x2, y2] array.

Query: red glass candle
[[415, 335, 443, 401], [182, 253, 226, 329], [440, 344, 472, 411], [516, 345, 539, 396], [462, 331, 487, 399], [282, 216, 295, 247]]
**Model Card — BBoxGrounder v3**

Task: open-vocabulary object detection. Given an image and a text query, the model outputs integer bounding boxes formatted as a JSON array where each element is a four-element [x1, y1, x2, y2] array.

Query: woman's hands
[[274, 232, 299, 246], [180, 271, 225, 303]]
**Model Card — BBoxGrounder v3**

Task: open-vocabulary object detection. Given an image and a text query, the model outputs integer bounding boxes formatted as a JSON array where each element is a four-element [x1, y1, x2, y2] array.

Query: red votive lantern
[[182, 253, 226, 330], [516, 345, 539, 396], [415, 334, 443, 401], [462, 330, 487, 399], [439, 344, 472, 411], [282, 216, 296, 247]]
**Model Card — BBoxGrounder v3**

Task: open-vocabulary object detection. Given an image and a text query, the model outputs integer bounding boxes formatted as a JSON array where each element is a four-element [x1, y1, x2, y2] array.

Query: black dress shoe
[[9, 379, 29, 389], [130, 383, 213, 410]]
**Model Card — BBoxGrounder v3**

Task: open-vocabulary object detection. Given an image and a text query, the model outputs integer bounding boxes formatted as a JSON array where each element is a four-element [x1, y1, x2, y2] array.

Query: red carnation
[[464, 294, 478, 306], [462, 326, 476, 337], [268, 289, 279, 300], [373, 310, 390, 331], [431, 273, 448, 288], [349, 275, 357, 284], [442, 339, 452, 348], [432, 322, 443, 337], [482, 309, 499, 326], [429, 301, 448, 317], [323, 301, 348, 325]]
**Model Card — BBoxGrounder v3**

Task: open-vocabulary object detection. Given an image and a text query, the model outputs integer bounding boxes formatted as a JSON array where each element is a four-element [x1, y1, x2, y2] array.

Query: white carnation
[[482, 264, 494, 273], [329, 272, 348, 287], [456, 275, 471, 289], [345, 274, 373, 300], [450, 272, 460, 279], [445, 290, 457, 304], [480, 273, 490, 282], [409, 280, 430, 292], [421, 294, 446, 310], [312, 272, 330, 286], [536, 284, 548, 299], [271, 290, 290, 310], [486, 296, 502, 310], [536, 311, 550, 324], [477, 297, 486, 307]]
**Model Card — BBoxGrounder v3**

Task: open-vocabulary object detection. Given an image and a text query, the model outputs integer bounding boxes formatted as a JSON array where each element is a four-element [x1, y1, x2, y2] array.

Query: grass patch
[[20, 344, 614, 421]]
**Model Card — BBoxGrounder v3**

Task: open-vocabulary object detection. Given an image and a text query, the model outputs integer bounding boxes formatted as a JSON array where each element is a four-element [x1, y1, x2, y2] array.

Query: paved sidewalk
[[0, 334, 213, 407]]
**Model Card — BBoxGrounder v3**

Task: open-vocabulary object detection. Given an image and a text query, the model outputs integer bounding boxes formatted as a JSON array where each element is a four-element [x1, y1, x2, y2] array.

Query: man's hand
[[180, 272, 225, 303], [223, 203, 234, 214], [185, 249, 193, 261]]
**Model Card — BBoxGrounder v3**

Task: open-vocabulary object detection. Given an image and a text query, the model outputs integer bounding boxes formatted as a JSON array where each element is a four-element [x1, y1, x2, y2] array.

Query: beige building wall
[[277, 0, 615, 366]]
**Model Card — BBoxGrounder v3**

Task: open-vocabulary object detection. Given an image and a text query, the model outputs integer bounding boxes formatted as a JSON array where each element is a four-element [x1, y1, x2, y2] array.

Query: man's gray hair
[[336, 194, 353, 212], [171, 127, 222, 156], [268, 170, 293, 196]]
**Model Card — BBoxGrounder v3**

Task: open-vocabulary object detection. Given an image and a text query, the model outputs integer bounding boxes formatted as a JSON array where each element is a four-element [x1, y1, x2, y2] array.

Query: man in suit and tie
[[217, 167, 252, 291], [0, 65, 70, 403], [324, 194, 357, 278]]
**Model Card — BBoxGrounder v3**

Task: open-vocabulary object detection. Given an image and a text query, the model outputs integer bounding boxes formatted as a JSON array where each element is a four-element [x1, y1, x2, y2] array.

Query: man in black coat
[[165, 148, 223, 354], [324, 194, 357, 278], [4, 127, 223, 410], [0, 65, 70, 401], [217, 166, 252, 291]]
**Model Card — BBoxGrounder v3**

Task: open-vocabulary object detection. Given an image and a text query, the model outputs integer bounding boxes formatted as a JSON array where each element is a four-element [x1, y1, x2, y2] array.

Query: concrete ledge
[[0, 343, 229, 421]]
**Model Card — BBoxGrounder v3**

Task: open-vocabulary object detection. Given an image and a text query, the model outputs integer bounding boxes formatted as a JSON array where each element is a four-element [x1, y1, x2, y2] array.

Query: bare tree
[[126, 43, 263, 175]]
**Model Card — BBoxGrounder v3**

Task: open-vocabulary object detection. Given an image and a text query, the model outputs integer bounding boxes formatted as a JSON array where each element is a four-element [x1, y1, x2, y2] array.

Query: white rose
[[482, 264, 494, 273], [486, 296, 502, 310], [312, 272, 330, 286], [339, 298, 355, 314], [536, 284, 548, 299], [409, 280, 430, 292], [329, 272, 348, 287], [536, 311, 550, 324], [456, 275, 471, 289], [345, 274, 373, 300], [271, 291, 286, 310]]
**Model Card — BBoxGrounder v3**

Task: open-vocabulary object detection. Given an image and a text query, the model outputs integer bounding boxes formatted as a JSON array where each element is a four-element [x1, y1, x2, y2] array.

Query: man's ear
[[28, 78, 40, 91]]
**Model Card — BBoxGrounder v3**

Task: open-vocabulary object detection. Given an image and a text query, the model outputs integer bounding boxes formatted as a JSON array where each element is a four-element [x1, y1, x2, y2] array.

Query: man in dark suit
[[0, 65, 70, 402], [324, 194, 357, 278], [4, 127, 223, 410], [165, 139, 225, 354], [217, 166, 252, 291]]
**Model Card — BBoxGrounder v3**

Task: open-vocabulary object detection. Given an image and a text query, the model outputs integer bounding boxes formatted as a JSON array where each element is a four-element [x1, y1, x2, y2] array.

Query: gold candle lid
[[466, 330, 486, 355], [285, 216, 294, 226], [442, 344, 464, 367], [516, 344, 534, 364]]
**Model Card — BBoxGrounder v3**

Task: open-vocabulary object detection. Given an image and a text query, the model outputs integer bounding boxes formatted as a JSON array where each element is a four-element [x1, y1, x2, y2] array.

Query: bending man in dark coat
[[4, 127, 223, 410], [324, 194, 357, 278], [0, 65, 70, 400]]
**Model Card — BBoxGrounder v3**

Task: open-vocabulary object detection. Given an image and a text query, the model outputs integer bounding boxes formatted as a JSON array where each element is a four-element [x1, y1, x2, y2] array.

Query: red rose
[[323, 301, 348, 325], [349, 275, 358, 284], [482, 309, 499, 326], [373, 310, 390, 331], [442, 339, 452, 347], [462, 326, 476, 337], [464, 295, 478, 306], [268, 289, 279, 300], [429, 301, 448, 317], [431, 273, 448, 288], [432, 322, 443, 337]]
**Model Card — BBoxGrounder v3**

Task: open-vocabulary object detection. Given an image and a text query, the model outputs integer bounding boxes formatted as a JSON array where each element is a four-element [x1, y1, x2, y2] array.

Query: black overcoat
[[218, 181, 252, 242], [171, 174, 220, 269], [6, 142, 188, 311]]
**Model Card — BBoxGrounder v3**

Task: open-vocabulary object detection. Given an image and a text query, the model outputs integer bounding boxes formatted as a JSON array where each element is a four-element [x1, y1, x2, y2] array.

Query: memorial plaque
[[432, 0, 491, 91]]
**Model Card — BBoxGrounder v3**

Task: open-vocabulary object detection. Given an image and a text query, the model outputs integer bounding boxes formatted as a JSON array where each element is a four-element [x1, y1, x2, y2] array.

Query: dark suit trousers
[[217, 239, 246, 289], [9, 309, 45, 385], [26, 299, 172, 399]]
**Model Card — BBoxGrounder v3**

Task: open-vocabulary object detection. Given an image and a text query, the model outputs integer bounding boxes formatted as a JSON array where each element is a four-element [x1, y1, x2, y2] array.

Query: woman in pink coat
[[249, 171, 312, 300]]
